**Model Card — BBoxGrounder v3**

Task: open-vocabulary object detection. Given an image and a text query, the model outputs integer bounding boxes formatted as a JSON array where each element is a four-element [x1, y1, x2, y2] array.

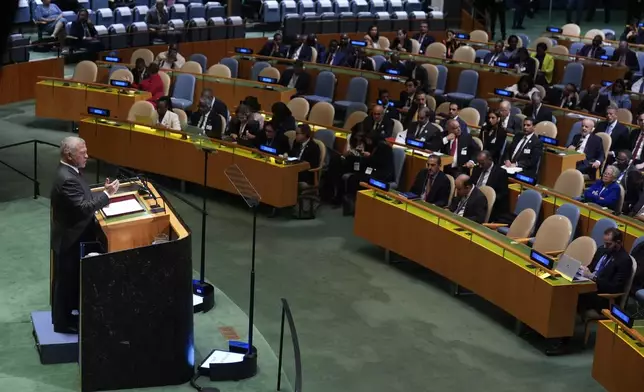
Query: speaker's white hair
[[60, 136, 85, 158]]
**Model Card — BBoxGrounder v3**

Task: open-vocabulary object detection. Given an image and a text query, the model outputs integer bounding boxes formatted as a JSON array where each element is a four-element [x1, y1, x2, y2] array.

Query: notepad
[[501, 166, 523, 174], [199, 350, 245, 368], [102, 196, 144, 217]]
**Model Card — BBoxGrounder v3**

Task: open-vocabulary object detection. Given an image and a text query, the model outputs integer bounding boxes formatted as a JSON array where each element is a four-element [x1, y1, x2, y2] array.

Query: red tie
[[634, 133, 644, 160], [450, 139, 457, 156]]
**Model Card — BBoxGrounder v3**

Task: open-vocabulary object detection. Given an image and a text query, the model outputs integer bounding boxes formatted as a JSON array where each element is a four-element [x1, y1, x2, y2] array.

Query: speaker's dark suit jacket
[[594, 120, 630, 154], [440, 133, 481, 173], [569, 133, 605, 179], [290, 139, 321, 185], [449, 187, 489, 224], [589, 247, 633, 294], [504, 115, 524, 135], [504, 133, 543, 177], [610, 49, 640, 71], [278, 69, 312, 96], [410, 169, 451, 207], [286, 43, 313, 62], [50, 163, 110, 329], [471, 164, 509, 219], [628, 128, 644, 162]]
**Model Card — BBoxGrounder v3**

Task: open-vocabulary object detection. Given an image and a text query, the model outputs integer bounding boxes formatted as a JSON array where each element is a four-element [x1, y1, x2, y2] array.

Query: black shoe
[[545, 338, 571, 356], [54, 324, 78, 334]]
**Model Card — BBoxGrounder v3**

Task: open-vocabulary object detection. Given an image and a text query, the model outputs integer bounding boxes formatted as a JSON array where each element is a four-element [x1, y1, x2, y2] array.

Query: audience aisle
[[0, 99, 605, 391]]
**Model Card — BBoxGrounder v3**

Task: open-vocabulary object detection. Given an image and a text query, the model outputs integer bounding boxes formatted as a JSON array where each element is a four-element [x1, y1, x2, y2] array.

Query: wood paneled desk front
[[354, 186, 596, 338]]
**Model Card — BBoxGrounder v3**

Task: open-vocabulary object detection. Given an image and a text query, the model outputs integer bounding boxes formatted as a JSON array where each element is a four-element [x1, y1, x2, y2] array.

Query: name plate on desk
[[102, 56, 121, 63], [88, 107, 110, 117], [405, 138, 426, 149], [539, 135, 558, 146], [101, 194, 145, 218], [368, 178, 390, 192], [529, 250, 555, 270], [546, 26, 562, 34], [611, 305, 634, 328], [494, 62, 512, 69], [513, 173, 536, 185], [455, 33, 470, 40], [235, 47, 253, 54], [494, 88, 513, 97], [258, 76, 277, 84], [258, 144, 278, 155], [350, 40, 367, 47], [110, 79, 131, 88]]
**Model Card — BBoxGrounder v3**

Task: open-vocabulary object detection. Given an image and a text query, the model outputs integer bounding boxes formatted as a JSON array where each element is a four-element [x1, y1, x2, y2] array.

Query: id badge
[[353, 162, 360, 171], [460, 148, 468, 155], [365, 167, 373, 175], [205, 125, 212, 131], [524, 149, 531, 154]]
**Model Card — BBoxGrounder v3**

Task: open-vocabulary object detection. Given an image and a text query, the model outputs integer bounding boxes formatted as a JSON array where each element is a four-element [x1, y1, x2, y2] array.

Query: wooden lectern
[[79, 181, 194, 392]]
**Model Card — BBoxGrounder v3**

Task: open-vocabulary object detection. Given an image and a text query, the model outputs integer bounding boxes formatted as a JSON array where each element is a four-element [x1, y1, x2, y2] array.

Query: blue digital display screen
[[88, 107, 110, 117], [494, 88, 513, 97], [514, 173, 536, 185], [611, 305, 634, 328], [259, 145, 278, 155], [546, 26, 562, 33], [405, 138, 425, 149], [530, 250, 554, 270], [235, 47, 253, 54], [258, 76, 277, 84], [495, 61, 511, 69], [601, 80, 613, 87], [539, 135, 557, 146], [350, 40, 367, 47], [368, 178, 389, 191], [385, 69, 400, 75], [110, 79, 130, 87], [599, 55, 609, 61], [455, 33, 469, 40], [103, 56, 121, 63]]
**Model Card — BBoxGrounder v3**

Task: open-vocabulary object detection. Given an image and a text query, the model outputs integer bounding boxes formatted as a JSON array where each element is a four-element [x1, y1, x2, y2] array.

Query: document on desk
[[501, 166, 523, 174], [102, 197, 145, 217], [199, 350, 245, 368]]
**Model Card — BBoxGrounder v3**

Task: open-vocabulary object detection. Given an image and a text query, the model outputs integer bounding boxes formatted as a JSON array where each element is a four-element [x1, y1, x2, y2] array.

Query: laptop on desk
[[555, 254, 592, 283]]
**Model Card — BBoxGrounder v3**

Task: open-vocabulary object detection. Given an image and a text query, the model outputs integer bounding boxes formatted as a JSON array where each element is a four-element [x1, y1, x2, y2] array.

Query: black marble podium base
[[31, 311, 78, 365]]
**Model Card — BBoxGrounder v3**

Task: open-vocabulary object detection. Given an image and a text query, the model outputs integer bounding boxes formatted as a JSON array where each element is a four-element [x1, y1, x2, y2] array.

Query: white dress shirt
[[288, 74, 299, 89], [158, 110, 182, 131], [631, 77, 644, 94]]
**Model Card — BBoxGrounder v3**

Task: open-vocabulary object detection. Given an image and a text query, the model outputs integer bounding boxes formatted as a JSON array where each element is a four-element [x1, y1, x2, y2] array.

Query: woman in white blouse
[[364, 25, 381, 49], [505, 75, 540, 101]]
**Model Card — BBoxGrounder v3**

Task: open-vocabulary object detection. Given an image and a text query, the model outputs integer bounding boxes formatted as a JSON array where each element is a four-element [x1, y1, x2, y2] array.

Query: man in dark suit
[[578, 35, 607, 59], [440, 102, 469, 135], [441, 119, 480, 177], [483, 40, 505, 66], [378, 89, 400, 121], [189, 97, 227, 139], [546, 227, 633, 356], [255, 121, 291, 155], [361, 105, 394, 138], [579, 84, 610, 115], [258, 33, 286, 58], [522, 92, 553, 124], [286, 35, 313, 62], [407, 107, 442, 151], [379, 52, 406, 74], [629, 113, 644, 166], [320, 39, 347, 66], [410, 154, 451, 207], [499, 100, 523, 134], [503, 118, 544, 178], [50, 136, 120, 333], [398, 79, 417, 113], [568, 118, 605, 179], [278, 60, 311, 96], [412, 22, 435, 53], [449, 174, 489, 224], [594, 105, 631, 161], [291, 124, 321, 184], [471, 150, 509, 219], [611, 40, 640, 72], [348, 47, 375, 71], [69, 8, 102, 52], [404, 92, 432, 129]]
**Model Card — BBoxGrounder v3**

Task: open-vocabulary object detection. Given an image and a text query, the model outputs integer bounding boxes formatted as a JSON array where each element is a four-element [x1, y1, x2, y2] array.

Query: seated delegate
[[471, 150, 509, 220], [155, 96, 181, 131], [581, 165, 621, 210], [449, 174, 488, 224], [34, 0, 67, 47], [440, 119, 480, 178], [255, 121, 290, 155], [547, 228, 632, 356], [226, 104, 260, 148], [405, 107, 442, 151], [290, 124, 321, 185], [156, 44, 186, 70], [410, 154, 451, 207], [567, 119, 604, 180], [479, 109, 507, 163], [133, 62, 165, 105], [69, 9, 102, 52], [503, 118, 543, 178]]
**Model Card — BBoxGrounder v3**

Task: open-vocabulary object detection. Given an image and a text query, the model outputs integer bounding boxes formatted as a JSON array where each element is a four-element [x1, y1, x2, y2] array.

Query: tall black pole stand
[[247, 205, 258, 354], [193, 148, 215, 313]]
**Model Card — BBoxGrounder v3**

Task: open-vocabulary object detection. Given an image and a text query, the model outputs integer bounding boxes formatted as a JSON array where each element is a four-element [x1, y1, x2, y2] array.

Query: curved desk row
[[353, 184, 596, 338], [78, 117, 309, 208], [508, 179, 644, 250]]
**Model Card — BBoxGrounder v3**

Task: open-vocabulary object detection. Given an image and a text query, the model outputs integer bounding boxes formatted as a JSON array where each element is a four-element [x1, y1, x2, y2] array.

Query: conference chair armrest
[[512, 237, 531, 243], [597, 293, 623, 303], [482, 223, 508, 228]]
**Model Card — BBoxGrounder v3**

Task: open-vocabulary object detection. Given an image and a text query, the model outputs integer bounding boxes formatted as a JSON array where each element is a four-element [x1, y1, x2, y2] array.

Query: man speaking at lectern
[[50, 137, 119, 334]]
